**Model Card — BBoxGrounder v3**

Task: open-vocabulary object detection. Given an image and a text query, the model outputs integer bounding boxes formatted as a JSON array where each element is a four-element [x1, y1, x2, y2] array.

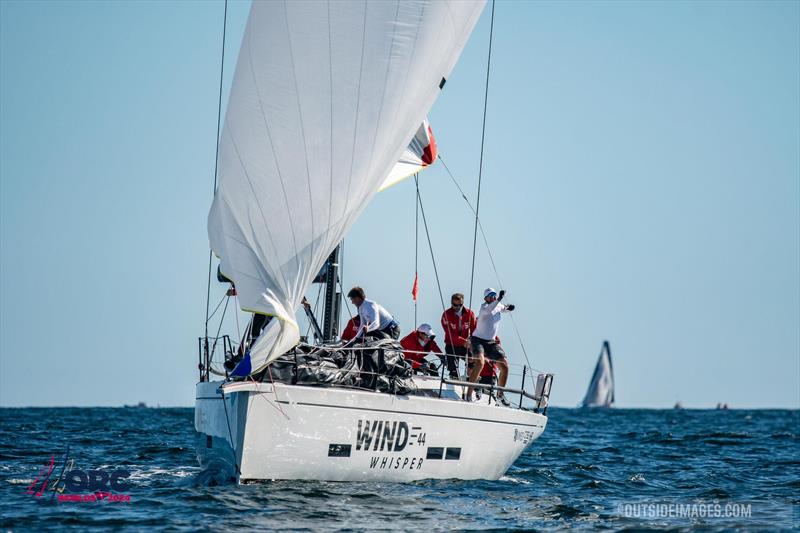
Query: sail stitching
[[244, 22, 301, 279], [339, 0, 402, 236], [224, 129, 292, 292], [282, 1, 317, 288], [341, 0, 369, 228], [361, 0, 403, 202], [217, 166, 288, 290]]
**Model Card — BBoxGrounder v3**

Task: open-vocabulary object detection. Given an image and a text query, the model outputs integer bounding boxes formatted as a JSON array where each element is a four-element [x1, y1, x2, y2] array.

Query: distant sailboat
[[580, 341, 614, 408]]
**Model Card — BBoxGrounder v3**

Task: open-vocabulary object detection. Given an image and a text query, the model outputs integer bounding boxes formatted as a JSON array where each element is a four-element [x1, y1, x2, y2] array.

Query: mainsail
[[580, 341, 615, 407], [208, 0, 486, 376]]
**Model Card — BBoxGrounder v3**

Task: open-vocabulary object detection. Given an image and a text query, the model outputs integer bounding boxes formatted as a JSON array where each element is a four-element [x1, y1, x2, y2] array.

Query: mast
[[321, 245, 341, 342]]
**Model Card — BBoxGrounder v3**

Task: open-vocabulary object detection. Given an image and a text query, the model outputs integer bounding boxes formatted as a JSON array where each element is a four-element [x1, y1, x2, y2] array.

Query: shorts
[[470, 336, 506, 362]]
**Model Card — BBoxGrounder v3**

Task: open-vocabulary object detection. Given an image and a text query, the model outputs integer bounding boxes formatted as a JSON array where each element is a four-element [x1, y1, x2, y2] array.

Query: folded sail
[[208, 0, 485, 375], [581, 341, 615, 407]]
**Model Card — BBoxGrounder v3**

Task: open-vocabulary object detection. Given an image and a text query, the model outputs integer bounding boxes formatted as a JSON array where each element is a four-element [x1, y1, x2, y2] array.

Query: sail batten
[[208, 0, 486, 376]]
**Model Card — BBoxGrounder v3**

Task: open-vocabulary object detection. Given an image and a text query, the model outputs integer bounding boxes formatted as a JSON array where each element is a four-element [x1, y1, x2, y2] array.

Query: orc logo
[[26, 447, 132, 503], [63, 469, 131, 492]]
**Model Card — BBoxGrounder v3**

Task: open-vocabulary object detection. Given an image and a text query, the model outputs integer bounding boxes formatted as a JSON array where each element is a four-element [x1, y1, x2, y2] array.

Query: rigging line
[[204, 0, 229, 340], [414, 171, 420, 327], [414, 174, 446, 313], [440, 154, 504, 287], [468, 0, 495, 312], [338, 277, 354, 321], [440, 154, 535, 373], [206, 292, 227, 324], [258, 370, 289, 419], [306, 282, 324, 340]]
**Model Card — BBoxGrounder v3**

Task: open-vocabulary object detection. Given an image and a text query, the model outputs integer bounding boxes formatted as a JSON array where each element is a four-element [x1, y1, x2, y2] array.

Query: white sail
[[581, 341, 615, 407], [208, 0, 485, 376]]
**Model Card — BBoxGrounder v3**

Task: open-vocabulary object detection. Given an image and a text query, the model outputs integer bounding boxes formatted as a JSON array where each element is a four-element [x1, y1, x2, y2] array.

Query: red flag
[[411, 273, 419, 301]]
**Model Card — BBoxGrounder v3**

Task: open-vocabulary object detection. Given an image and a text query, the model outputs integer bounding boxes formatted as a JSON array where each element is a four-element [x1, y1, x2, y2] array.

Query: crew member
[[467, 288, 515, 404], [467, 338, 500, 400], [340, 315, 360, 342], [400, 323, 443, 375], [346, 286, 400, 340], [440, 292, 476, 379]]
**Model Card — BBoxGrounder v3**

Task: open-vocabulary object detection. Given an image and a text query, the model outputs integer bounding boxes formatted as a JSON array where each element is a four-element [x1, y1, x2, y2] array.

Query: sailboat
[[194, 0, 553, 483], [580, 341, 615, 408]]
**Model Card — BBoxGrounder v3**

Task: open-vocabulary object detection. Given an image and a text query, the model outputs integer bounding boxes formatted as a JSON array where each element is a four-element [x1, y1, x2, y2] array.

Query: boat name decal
[[355, 420, 427, 452], [368, 456, 424, 470]]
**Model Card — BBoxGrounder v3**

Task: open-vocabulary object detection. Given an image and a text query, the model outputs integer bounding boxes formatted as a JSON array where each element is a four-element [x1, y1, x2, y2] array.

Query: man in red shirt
[[440, 292, 476, 379], [340, 316, 360, 342], [399, 323, 443, 375]]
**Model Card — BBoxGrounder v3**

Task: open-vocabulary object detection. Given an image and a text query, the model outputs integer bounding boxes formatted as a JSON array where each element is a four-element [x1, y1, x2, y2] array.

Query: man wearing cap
[[399, 324, 443, 375], [467, 288, 516, 404], [347, 286, 400, 341]]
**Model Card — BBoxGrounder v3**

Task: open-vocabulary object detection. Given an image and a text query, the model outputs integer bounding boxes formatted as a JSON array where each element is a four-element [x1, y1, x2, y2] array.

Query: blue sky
[[1, 0, 798, 408]]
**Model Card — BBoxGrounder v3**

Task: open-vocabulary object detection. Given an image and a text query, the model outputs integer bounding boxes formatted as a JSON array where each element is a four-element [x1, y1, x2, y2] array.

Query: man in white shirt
[[347, 286, 400, 341], [467, 288, 515, 404]]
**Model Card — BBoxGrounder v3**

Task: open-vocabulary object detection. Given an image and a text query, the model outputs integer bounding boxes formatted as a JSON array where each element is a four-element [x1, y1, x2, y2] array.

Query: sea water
[[1, 407, 797, 531]]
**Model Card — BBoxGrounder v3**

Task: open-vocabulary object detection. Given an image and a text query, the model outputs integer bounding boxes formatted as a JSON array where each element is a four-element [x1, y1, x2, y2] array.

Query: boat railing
[[198, 334, 234, 382], [320, 344, 553, 413], [198, 336, 554, 414]]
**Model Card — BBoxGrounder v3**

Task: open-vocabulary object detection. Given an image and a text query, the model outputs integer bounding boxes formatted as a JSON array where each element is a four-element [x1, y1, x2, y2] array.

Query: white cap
[[484, 287, 497, 298], [416, 323, 433, 336]]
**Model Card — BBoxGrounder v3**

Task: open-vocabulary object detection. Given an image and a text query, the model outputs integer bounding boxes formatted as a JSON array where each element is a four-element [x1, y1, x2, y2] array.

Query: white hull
[[195, 377, 548, 482]]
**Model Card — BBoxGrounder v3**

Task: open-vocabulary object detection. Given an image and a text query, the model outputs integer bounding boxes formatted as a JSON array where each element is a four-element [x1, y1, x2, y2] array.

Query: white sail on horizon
[[581, 341, 615, 408], [208, 0, 486, 376]]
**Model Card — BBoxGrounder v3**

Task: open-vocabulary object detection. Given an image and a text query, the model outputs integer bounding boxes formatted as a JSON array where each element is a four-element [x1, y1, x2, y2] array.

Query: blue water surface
[[1, 407, 797, 531]]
